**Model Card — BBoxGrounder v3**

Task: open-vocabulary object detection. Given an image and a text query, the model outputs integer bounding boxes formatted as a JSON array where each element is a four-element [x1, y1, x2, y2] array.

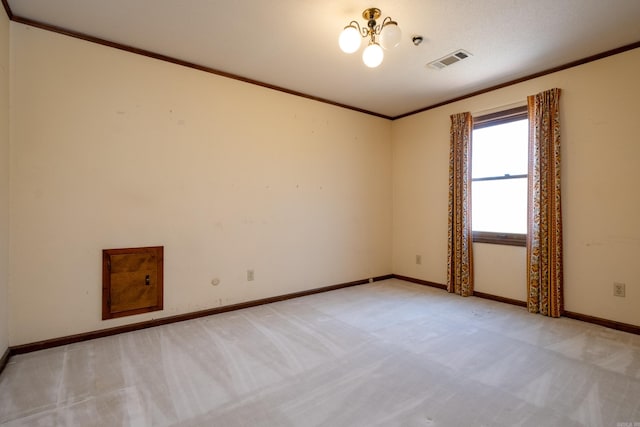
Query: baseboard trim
[[0, 347, 10, 376], [391, 274, 447, 290], [564, 310, 640, 335], [8, 274, 393, 356], [392, 275, 528, 308], [473, 291, 527, 308], [392, 274, 639, 336]]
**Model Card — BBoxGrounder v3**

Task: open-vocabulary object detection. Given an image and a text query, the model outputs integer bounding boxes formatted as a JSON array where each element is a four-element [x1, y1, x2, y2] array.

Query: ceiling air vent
[[427, 49, 473, 70]]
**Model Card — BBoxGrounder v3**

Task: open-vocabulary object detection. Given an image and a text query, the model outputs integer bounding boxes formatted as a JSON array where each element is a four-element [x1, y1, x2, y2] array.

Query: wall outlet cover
[[613, 282, 625, 297]]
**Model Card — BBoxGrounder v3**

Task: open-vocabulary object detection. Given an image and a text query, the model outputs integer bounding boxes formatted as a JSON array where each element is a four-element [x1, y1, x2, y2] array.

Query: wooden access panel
[[102, 246, 163, 320]]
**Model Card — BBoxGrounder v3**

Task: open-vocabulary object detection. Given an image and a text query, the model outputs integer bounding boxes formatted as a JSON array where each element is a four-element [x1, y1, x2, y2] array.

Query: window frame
[[472, 106, 528, 247]]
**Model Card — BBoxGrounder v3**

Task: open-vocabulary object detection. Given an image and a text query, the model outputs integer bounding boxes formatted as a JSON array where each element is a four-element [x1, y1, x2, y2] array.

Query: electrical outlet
[[416, 254, 422, 265], [247, 269, 254, 281], [613, 282, 625, 297]]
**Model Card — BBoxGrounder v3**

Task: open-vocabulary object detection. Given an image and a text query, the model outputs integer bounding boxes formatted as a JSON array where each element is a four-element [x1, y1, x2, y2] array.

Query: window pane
[[472, 178, 527, 234], [472, 119, 528, 178]]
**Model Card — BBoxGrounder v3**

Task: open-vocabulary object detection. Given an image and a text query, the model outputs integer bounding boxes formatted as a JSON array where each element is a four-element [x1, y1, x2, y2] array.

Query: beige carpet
[[1, 279, 639, 426]]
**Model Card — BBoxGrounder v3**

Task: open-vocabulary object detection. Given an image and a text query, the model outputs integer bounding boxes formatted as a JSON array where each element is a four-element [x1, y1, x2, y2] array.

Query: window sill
[[473, 231, 526, 247]]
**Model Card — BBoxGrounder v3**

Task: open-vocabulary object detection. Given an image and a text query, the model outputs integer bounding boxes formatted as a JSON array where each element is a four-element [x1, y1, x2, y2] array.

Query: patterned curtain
[[527, 88, 563, 317], [447, 112, 474, 297]]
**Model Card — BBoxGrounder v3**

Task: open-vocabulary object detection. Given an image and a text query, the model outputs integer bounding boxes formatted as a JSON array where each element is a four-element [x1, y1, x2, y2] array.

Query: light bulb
[[362, 43, 384, 68], [379, 22, 402, 50], [339, 25, 361, 54]]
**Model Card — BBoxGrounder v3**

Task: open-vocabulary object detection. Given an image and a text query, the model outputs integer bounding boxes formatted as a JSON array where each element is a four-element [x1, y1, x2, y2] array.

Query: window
[[472, 106, 528, 246]]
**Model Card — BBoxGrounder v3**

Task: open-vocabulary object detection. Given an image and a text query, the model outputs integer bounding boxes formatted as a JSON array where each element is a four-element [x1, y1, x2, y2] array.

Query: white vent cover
[[427, 49, 473, 70]]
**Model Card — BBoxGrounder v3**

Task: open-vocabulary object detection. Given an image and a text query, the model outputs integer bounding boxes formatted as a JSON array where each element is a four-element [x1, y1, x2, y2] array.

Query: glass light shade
[[339, 25, 362, 54], [362, 42, 384, 68], [379, 22, 402, 50]]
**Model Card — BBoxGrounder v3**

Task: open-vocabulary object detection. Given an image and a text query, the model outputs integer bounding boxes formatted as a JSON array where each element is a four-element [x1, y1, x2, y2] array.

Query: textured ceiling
[[6, 0, 640, 118]]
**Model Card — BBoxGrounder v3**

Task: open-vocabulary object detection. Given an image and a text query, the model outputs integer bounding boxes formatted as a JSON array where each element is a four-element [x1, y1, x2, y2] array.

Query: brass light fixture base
[[362, 8, 381, 21]]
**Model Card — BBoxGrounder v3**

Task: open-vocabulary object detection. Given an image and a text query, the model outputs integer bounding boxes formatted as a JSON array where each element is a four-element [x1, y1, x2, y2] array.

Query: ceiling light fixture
[[339, 8, 402, 68]]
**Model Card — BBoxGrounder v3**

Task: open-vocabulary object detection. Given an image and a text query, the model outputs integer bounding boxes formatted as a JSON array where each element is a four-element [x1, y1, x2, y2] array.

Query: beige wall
[[392, 48, 640, 326], [9, 24, 392, 345], [0, 11, 9, 354]]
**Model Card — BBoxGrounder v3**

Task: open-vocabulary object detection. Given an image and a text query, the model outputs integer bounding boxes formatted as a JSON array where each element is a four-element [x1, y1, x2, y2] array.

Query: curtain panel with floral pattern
[[447, 112, 474, 297], [527, 88, 563, 317]]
